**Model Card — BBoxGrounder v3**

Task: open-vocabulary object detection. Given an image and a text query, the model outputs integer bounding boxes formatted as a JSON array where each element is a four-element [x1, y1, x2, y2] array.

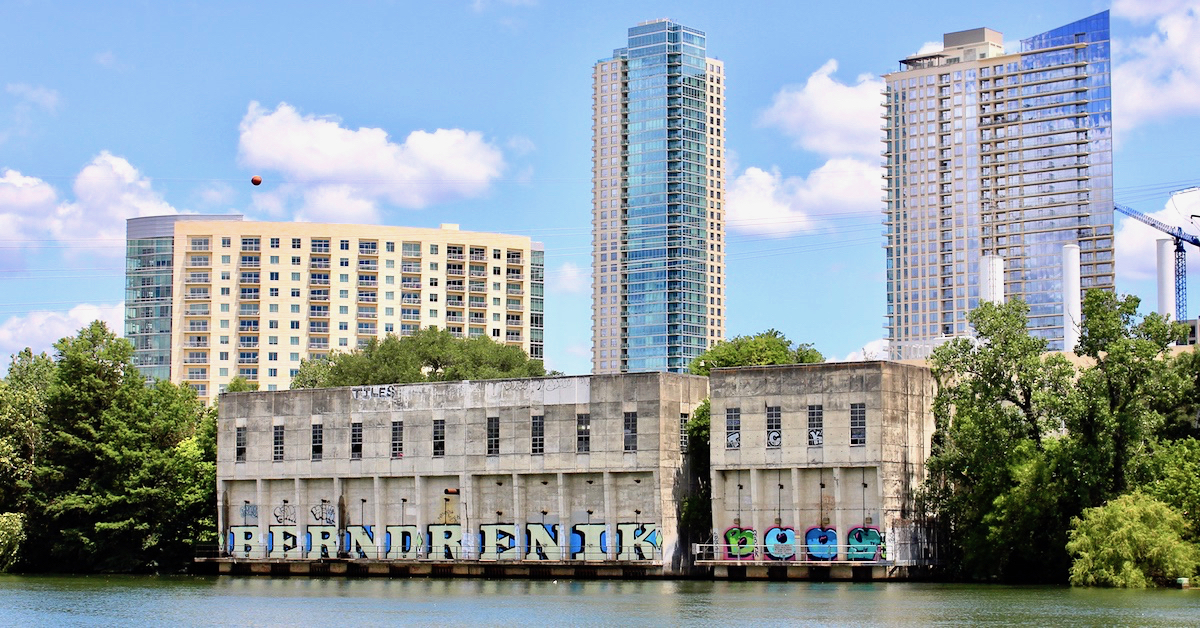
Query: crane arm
[[1115, 203, 1200, 248]]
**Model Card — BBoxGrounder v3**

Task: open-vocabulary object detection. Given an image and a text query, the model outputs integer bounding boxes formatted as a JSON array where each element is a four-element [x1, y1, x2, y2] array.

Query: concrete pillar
[[710, 469, 725, 547], [750, 467, 764, 558], [790, 468, 801, 532], [255, 478, 265, 557], [373, 476, 383, 558], [414, 475, 425, 558], [216, 480, 226, 553], [833, 467, 845, 561], [294, 477, 303, 560], [557, 472, 568, 560], [512, 473, 523, 556], [604, 471, 616, 560], [460, 472, 474, 559]]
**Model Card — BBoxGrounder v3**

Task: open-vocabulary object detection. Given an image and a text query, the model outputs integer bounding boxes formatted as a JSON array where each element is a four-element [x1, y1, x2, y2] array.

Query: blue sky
[[2, 0, 1199, 374]]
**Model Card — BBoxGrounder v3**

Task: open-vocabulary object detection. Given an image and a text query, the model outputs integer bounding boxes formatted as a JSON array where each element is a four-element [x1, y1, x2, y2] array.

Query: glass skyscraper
[[592, 19, 727, 374], [883, 11, 1113, 358]]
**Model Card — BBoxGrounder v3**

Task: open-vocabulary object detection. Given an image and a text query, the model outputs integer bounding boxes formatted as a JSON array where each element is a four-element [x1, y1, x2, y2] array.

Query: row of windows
[[236, 413, 647, 463], [192, 236, 524, 259], [724, 404, 867, 450]]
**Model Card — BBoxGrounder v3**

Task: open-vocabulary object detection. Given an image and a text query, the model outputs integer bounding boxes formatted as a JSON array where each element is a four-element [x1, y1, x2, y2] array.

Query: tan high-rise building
[[882, 12, 1113, 359], [591, 19, 727, 374], [125, 216, 544, 404]]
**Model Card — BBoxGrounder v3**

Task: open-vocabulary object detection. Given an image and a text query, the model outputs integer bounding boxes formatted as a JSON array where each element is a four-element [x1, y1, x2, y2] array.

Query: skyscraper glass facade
[[883, 11, 1112, 358], [592, 19, 726, 374]]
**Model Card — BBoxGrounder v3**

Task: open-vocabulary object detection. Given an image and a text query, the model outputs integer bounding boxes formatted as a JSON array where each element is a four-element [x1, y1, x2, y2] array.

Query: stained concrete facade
[[214, 372, 708, 577], [703, 361, 935, 579]]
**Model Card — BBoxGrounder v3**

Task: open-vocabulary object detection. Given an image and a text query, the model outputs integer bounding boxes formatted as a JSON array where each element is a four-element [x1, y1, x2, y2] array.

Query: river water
[[1, 575, 1198, 626]]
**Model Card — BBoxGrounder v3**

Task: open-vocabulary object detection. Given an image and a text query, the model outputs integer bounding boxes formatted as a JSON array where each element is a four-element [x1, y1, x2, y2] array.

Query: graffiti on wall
[[804, 526, 838, 560], [239, 503, 258, 521], [311, 503, 336, 525], [763, 526, 796, 561], [724, 527, 756, 559], [847, 526, 883, 561], [273, 504, 296, 524]]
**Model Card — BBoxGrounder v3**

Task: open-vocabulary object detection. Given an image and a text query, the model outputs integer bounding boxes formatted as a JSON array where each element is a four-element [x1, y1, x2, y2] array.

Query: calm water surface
[[1, 575, 1198, 626]]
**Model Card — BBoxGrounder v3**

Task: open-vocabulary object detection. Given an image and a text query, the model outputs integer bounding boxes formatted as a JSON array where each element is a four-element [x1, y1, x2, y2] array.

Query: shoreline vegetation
[[2, 296, 1198, 587]]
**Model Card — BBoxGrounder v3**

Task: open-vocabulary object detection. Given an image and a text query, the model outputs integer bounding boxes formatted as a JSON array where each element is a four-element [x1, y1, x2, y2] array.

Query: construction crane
[[1114, 203, 1200, 321]]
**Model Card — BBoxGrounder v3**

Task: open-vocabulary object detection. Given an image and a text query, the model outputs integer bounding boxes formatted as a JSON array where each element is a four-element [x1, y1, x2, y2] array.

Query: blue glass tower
[[592, 20, 727, 374]]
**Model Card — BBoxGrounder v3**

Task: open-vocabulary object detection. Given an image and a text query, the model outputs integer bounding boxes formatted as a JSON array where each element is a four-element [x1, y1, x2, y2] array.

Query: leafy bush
[[1067, 493, 1199, 587], [0, 512, 25, 572]]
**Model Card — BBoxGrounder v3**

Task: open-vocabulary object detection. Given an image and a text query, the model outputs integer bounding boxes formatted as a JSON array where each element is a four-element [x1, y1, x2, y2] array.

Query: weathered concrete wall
[[217, 372, 708, 573], [706, 361, 934, 564]]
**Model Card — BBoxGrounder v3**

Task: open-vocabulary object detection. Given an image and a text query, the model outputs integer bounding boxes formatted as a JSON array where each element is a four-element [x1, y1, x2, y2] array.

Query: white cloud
[[506, 135, 536, 156], [0, 302, 124, 364], [238, 102, 506, 222], [1113, 1, 1200, 131], [50, 152, 178, 252], [549, 261, 589, 294], [758, 59, 885, 158], [725, 158, 881, 237], [915, 41, 943, 55], [1115, 190, 1200, 282], [839, 338, 889, 362], [6, 84, 60, 112], [0, 169, 58, 241]]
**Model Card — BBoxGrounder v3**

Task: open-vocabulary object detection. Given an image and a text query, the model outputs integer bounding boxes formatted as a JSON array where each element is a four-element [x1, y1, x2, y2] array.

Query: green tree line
[[926, 290, 1200, 586]]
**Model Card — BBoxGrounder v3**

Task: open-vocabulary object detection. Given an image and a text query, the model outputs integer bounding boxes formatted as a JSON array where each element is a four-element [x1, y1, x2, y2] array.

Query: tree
[[1131, 438, 1200, 537], [223, 376, 258, 393], [688, 330, 823, 377], [0, 349, 53, 512], [22, 321, 214, 572], [1067, 493, 1199, 587], [291, 328, 546, 388]]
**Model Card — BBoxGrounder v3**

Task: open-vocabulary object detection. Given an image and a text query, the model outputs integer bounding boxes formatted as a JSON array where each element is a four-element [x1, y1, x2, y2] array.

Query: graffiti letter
[[570, 523, 607, 560], [804, 526, 838, 561], [526, 523, 561, 561], [310, 503, 336, 525], [428, 524, 462, 560], [764, 526, 797, 561], [307, 525, 338, 558], [384, 525, 424, 559], [228, 525, 261, 558], [724, 527, 756, 559], [847, 526, 882, 561], [344, 525, 376, 559], [268, 526, 299, 558], [616, 523, 659, 561], [480, 524, 518, 561]]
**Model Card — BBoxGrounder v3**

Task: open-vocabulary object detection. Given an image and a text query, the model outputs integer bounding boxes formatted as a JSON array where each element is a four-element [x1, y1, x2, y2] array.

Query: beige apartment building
[[882, 12, 1113, 359], [591, 19, 727, 374], [125, 216, 544, 404]]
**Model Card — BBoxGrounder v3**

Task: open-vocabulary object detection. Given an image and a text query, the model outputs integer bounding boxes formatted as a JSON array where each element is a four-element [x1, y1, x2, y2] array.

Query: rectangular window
[[531, 415, 544, 455], [576, 413, 591, 453], [311, 423, 323, 461], [808, 405, 824, 447], [273, 424, 284, 461], [623, 411, 638, 452], [850, 403, 867, 446], [680, 413, 689, 452], [725, 407, 741, 449], [351, 421, 363, 459], [486, 416, 500, 456], [432, 419, 446, 457], [235, 426, 247, 462], [766, 405, 782, 449], [391, 420, 404, 458]]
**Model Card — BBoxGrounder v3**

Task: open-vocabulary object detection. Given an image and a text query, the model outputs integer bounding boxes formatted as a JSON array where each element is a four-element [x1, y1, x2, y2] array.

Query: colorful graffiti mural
[[847, 526, 883, 561], [804, 526, 838, 560], [763, 526, 796, 561], [723, 527, 756, 559]]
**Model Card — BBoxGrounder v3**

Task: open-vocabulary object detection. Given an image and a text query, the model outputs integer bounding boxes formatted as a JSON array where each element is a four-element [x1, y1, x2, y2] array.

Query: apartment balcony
[[308, 340, 329, 350], [309, 309, 330, 318], [185, 307, 210, 316], [506, 273, 525, 281], [506, 320, 523, 328], [358, 294, 378, 303], [468, 316, 486, 325], [358, 261, 378, 271], [238, 341, 259, 349], [185, 275, 210, 284], [401, 296, 422, 305], [470, 284, 487, 293], [446, 282, 465, 293], [358, 279, 379, 287], [446, 314, 464, 323], [239, 373, 259, 381], [450, 330, 464, 338], [310, 259, 331, 269], [401, 264, 422, 274], [359, 245, 379, 256], [310, 293, 330, 302], [184, 340, 209, 348], [189, 243, 210, 252], [468, 301, 487, 310], [240, 259, 261, 268], [400, 282, 422, 290], [237, 357, 258, 365], [357, 310, 377, 319], [401, 313, 420, 321], [506, 257, 523, 266], [182, 357, 208, 365], [185, 292, 211, 300], [186, 324, 210, 333], [506, 288, 525, 296], [469, 270, 487, 278], [447, 268, 465, 277], [470, 253, 487, 262], [507, 303, 524, 311], [446, 301, 465, 309], [309, 277, 330, 285], [184, 373, 208, 381], [186, 258, 211, 268], [447, 252, 465, 260]]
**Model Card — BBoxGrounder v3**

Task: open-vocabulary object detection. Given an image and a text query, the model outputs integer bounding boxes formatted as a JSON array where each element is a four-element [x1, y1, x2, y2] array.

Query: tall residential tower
[[591, 19, 727, 374], [125, 216, 544, 404], [882, 12, 1113, 359]]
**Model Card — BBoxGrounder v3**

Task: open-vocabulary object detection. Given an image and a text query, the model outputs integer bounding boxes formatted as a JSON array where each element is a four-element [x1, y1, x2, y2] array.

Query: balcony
[[237, 357, 258, 364], [186, 258, 211, 268], [309, 309, 329, 318], [358, 294, 378, 303], [470, 253, 487, 262], [240, 259, 261, 268], [447, 252, 465, 260], [468, 301, 487, 309], [400, 282, 422, 290], [184, 340, 209, 348], [506, 257, 523, 266], [238, 341, 259, 349], [506, 273, 525, 281], [185, 292, 211, 300], [310, 259, 331, 269], [447, 268, 465, 277], [447, 282, 465, 293], [469, 270, 487, 278], [309, 277, 330, 285], [401, 313, 420, 321], [189, 243, 210, 252], [470, 284, 487, 293], [358, 279, 378, 287], [308, 340, 329, 350], [446, 314, 464, 323], [186, 307, 210, 316], [358, 261, 378, 271], [401, 296, 422, 305], [447, 301, 465, 308], [507, 303, 524, 311], [506, 288, 525, 296], [183, 357, 208, 365], [359, 244, 378, 256], [357, 310, 377, 319], [185, 275, 210, 284]]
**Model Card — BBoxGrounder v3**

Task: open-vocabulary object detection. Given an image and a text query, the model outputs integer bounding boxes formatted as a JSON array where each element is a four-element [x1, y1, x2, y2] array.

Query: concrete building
[[701, 362, 936, 580], [212, 372, 708, 577], [883, 11, 1113, 359], [125, 216, 544, 404], [591, 19, 727, 375]]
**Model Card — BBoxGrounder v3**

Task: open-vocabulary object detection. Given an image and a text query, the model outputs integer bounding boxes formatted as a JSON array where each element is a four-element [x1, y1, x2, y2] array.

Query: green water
[[1, 575, 1197, 626]]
